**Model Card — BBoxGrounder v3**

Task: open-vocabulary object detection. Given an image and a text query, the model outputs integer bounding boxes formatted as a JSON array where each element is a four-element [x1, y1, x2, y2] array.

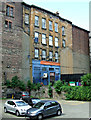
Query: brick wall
[[72, 25, 90, 73], [2, 2, 23, 82], [72, 25, 89, 55]]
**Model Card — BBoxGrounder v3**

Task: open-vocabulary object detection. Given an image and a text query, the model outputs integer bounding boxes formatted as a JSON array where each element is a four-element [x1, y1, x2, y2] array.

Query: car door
[[51, 101, 58, 114], [43, 102, 53, 117], [6, 101, 12, 112], [10, 101, 16, 113]]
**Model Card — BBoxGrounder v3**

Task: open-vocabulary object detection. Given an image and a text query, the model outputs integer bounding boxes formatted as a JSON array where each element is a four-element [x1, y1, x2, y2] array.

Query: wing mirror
[[14, 105, 16, 107]]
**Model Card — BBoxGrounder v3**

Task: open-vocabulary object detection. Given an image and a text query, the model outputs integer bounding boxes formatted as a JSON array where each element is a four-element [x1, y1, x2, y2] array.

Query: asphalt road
[[0, 99, 90, 120]]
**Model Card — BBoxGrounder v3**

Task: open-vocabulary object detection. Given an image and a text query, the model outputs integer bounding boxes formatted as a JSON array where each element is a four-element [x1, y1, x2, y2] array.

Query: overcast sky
[[23, 0, 90, 31]]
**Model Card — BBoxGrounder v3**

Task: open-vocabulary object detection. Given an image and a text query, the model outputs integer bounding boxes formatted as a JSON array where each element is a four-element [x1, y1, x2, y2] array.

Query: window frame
[[6, 4, 14, 17], [42, 34, 46, 45], [55, 37, 58, 47], [49, 20, 52, 31], [49, 36, 53, 46], [42, 18, 46, 29], [25, 13, 29, 25], [34, 48, 39, 58], [5, 19, 12, 29], [55, 23, 58, 32], [49, 51, 53, 61], [55, 52, 58, 62], [62, 26, 65, 36], [34, 32, 39, 43], [62, 39, 66, 48], [42, 50, 46, 60], [35, 15, 39, 27]]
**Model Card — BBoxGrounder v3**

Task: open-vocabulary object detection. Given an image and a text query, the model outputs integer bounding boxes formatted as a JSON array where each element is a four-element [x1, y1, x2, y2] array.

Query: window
[[42, 50, 46, 60], [55, 37, 58, 47], [62, 26, 65, 35], [35, 48, 39, 58], [55, 23, 58, 32], [6, 6, 10, 16], [49, 68, 54, 71], [7, 101, 15, 106], [5, 20, 8, 28], [45, 102, 51, 108], [9, 21, 12, 29], [6, 5, 14, 17], [49, 21, 52, 30], [35, 16, 39, 26], [49, 36, 53, 46], [62, 39, 66, 48], [10, 7, 13, 16], [55, 52, 58, 62], [51, 101, 58, 106], [5, 20, 12, 29], [42, 18, 46, 29], [34, 32, 39, 43], [49, 51, 53, 61], [25, 14, 29, 24], [42, 34, 46, 44]]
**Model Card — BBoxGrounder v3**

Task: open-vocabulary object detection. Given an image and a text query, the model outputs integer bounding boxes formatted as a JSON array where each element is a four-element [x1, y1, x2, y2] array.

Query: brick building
[[1, 2, 30, 84], [72, 25, 90, 74], [1, 1, 90, 85]]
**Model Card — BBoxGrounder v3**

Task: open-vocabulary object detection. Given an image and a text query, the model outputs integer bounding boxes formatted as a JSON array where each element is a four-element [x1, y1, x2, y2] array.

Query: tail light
[[22, 95, 25, 96]]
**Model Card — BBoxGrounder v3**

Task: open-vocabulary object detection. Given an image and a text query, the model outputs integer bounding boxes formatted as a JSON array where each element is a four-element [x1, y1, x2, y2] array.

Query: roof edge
[[72, 24, 90, 33], [22, 2, 89, 32], [22, 2, 72, 24]]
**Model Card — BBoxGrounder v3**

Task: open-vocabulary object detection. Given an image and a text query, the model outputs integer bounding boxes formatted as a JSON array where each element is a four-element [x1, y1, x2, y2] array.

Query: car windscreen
[[33, 102, 44, 108], [15, 101, 28, 106], [23, 92, 29, 95]]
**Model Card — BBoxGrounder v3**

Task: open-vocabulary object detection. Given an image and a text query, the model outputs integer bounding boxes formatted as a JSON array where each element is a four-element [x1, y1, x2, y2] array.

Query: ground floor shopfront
[[32, 60, 61, 85]]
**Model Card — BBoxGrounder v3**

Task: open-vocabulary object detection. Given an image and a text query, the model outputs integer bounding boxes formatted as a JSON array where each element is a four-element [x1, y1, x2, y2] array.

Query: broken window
[[25, 14, 29, 24]]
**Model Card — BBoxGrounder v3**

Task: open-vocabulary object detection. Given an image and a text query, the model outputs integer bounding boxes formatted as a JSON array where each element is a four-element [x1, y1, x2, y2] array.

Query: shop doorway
[[50, 72, 55, 85]]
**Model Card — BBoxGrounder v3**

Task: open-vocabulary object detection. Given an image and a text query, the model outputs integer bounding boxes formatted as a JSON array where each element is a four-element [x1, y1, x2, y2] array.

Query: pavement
[[0, 98, 91, 120]]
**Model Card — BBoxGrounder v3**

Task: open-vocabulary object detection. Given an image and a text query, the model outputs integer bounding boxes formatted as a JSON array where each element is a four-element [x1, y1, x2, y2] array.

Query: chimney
[[56, 11, 59, 16]]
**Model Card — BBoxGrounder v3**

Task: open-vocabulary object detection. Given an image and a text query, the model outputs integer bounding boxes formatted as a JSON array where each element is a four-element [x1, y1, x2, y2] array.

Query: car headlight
[[31, 111, 36, 114], [21, 109, 26, 111]]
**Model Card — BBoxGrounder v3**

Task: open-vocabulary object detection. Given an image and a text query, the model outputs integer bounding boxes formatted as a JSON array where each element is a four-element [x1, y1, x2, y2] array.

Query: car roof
[[15, 91, 29, 92], [31, 98, 40, 99], [39, 100, 57, 103], [7, 99, 24, 102]]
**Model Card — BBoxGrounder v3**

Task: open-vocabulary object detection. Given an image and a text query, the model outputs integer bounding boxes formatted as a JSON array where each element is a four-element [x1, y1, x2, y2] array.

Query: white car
[[4, 99, 32, 116]]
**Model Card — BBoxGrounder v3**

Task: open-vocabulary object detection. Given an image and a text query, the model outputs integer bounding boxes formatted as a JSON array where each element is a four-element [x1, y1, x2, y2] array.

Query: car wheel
[[4, 107, 7, 113], [57, 110, 62, 116], [37, 114, 43, 120], [16, 110, 20, 116]]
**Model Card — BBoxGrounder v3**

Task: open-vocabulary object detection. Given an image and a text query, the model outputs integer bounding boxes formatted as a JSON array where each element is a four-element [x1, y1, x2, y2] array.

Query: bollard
[[12, 94, 14, 99]]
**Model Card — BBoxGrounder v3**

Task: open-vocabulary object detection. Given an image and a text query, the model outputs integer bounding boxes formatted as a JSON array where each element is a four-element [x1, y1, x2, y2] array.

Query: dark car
[[14, 91, 30, 100], [23, 98, 33, 107], [25, 100, 62, 120], [31, 98, 41, 105]]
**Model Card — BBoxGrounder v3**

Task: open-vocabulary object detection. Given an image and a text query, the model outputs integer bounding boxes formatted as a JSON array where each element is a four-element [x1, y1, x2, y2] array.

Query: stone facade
[[1, 2, 90, 84]]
